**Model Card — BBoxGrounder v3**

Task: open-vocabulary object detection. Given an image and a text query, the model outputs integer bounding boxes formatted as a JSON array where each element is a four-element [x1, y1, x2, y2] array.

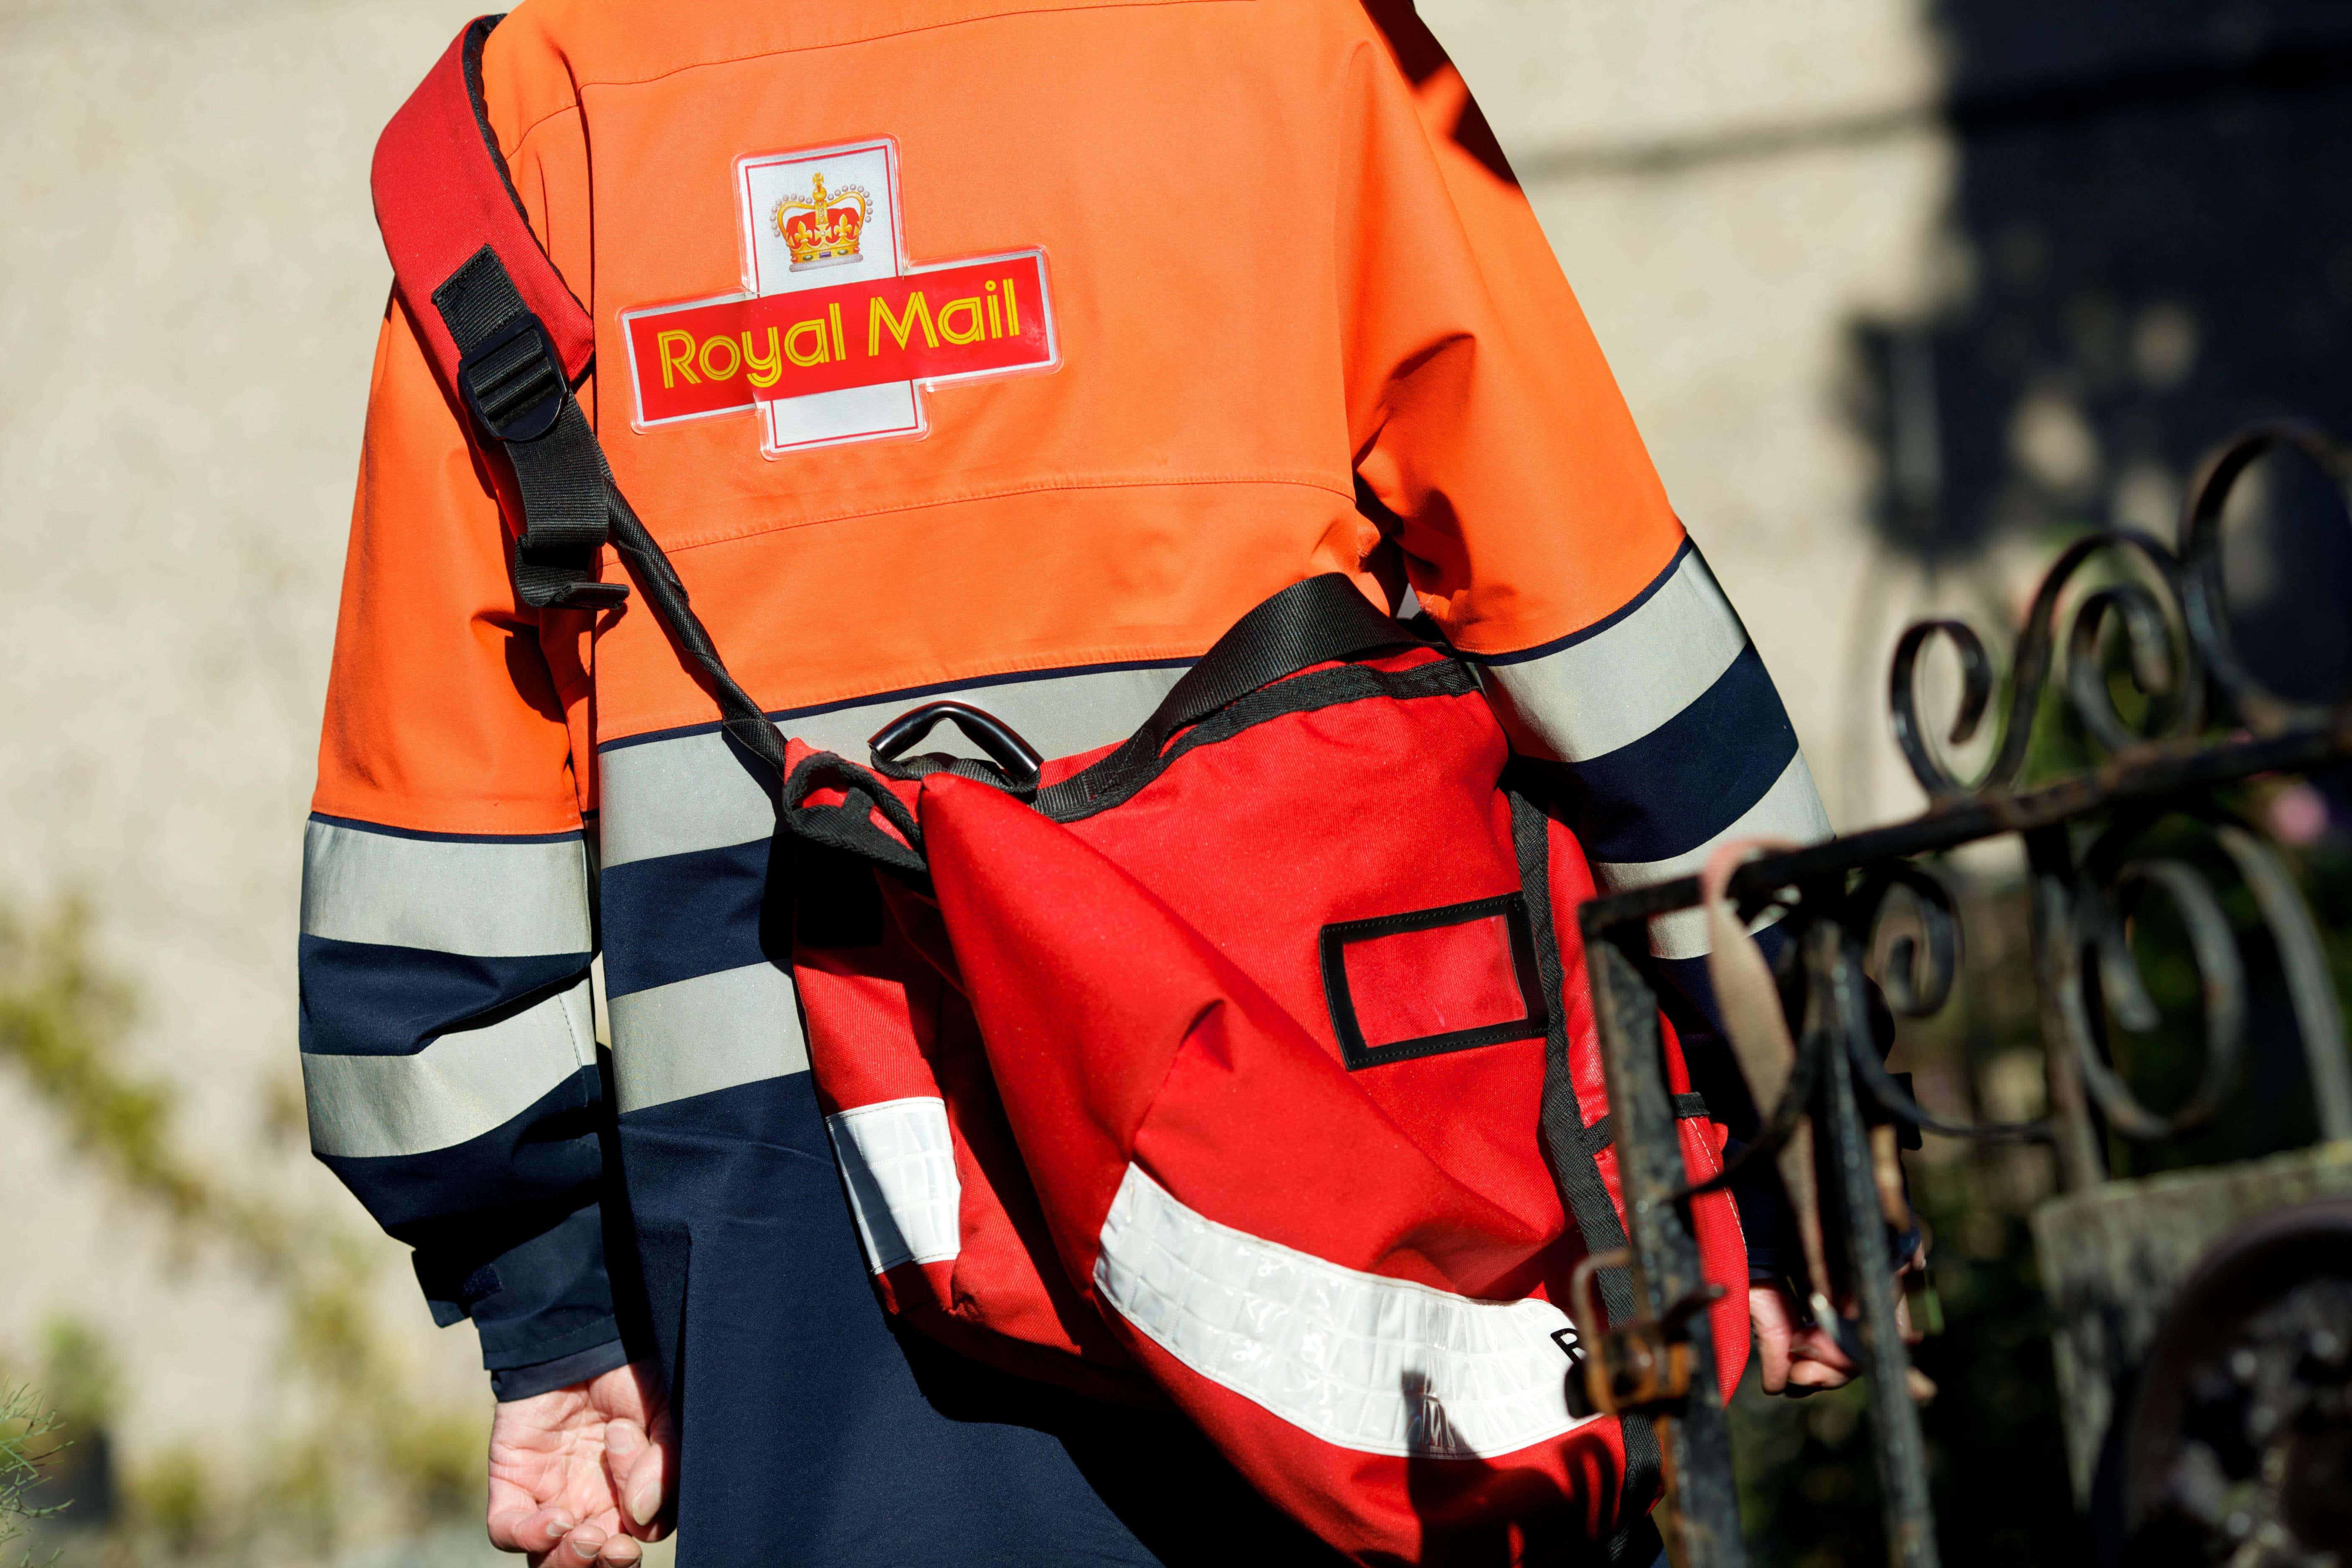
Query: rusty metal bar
[[1585, 930, 1747, 1568]]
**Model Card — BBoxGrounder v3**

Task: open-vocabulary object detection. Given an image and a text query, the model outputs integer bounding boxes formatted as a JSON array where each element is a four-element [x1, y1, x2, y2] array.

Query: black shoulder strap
[[430, 245, 626, 613]]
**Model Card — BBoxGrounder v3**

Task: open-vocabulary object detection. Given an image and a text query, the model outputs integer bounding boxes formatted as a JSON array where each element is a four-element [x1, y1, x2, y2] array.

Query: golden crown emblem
[[774, 172, 871, 271]]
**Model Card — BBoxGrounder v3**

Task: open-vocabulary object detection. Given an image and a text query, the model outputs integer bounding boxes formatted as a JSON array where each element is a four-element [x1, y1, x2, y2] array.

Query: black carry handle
[[870, 702, 1046, 788], [1132, 574, 1427, 755]]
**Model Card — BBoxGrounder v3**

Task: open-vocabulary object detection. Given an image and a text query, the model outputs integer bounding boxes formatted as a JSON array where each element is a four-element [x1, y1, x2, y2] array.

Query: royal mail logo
[[620, 138, 1058, 454]]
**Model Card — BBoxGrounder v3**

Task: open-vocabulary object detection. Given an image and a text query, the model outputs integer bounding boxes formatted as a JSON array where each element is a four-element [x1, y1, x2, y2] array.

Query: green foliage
[[32, 1326, 113, 1436], [0, 900, 487, 1564], [0, 905, 194, 1224], [0, 1385, 63, 1568]]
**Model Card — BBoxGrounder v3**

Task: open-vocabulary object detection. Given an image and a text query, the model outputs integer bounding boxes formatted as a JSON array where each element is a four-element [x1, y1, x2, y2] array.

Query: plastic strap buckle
[[456, 312, 567, 444]]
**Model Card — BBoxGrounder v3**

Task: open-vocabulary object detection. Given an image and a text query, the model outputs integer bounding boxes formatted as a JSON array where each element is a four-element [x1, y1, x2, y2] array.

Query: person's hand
[[486, 1360, 675, 1566], [1748, 1283, 1858, 1394], [1749, 1239, 1934, 1398]]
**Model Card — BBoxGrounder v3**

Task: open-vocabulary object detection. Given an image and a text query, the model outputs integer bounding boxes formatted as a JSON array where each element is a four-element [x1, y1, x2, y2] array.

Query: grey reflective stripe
[[607, 960, 809, 1113], [1591, 753, 1833, 960], [597, 663, 1190, 868], [303, 975, 596, 1158], [302, 819, 591, 957], [1480, 550, 1749, 765], [596, 730, 774, 873]]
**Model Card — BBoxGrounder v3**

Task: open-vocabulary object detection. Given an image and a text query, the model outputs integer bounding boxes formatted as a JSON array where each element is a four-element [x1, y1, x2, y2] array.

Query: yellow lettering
[[699, 333, 741, 382], [829, 302, 846, 361], [742, 327, 784, 388], [657, 330, 700, 388], [785, 318, 830, 367], [985, 281, 1003, 340], [869, 290, 938, 355], [938, 296, 986, 346], [1003, 278, 1021, 338]]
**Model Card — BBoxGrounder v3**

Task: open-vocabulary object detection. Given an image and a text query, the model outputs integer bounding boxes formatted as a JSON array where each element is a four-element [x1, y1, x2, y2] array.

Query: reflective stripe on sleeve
[[302, 817, 592, 957], [596, 660, 1191, 868], [606, 959, 809, 1114], [1591, 753, 1832, 960], [824, 1096, 962, 1272], [1478, 543, 1747, 765], [302, 973, 597, 1158]]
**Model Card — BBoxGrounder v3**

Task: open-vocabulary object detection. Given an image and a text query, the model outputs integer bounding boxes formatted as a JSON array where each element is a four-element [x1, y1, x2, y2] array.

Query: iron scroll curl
[[1712, 423, 2352, 1171]]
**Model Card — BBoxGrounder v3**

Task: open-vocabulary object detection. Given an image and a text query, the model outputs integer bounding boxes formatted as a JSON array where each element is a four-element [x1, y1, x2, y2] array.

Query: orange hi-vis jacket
[[299, 0, 1829, 1560]]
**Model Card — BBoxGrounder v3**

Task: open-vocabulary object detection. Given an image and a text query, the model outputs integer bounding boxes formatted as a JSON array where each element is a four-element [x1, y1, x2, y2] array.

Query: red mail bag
[[780, 576, 1750, 1564]]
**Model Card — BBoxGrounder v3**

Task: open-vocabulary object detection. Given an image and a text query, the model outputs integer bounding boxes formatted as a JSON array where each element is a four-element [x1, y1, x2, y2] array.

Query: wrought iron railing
[[1575, 424, 2352, 1567]]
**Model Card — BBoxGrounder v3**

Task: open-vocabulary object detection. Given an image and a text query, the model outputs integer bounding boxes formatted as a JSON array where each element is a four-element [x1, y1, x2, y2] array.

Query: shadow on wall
[[1849, 0, 2352, 709]]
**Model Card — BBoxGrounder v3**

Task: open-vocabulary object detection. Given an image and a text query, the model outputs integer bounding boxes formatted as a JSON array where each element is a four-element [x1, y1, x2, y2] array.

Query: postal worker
[[300, 0, 1854, 1562]]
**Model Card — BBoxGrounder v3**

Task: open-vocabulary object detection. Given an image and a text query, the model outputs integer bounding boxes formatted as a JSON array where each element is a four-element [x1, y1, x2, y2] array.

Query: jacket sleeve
[[299, 294, 624, 1399], [1335, 1, 1829, 1260]]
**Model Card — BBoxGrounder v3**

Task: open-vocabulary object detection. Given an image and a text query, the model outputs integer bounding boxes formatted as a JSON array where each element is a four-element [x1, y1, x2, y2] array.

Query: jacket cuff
[[414, 1202, 620, 1374], [491, 1338, 630, 1402], [1720, 1139, 1793, 1283]]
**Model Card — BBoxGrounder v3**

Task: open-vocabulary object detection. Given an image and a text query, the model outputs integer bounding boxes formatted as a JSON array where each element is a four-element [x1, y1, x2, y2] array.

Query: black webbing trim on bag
[[1036, 658, 1474, 822], [1134, 574, 1425, 753], [780, 752, 926, 876], [432, 245, 624, 611], [1035, 576, 1440, 819], [1506, 779, 1666, 1529], [1571, 1092, 1712, 1161]]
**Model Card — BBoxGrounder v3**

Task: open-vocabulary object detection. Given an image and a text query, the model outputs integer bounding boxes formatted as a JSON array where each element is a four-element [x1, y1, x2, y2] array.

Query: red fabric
[[370, 19, 595, 392], [1341, 913, 1524, 1048]]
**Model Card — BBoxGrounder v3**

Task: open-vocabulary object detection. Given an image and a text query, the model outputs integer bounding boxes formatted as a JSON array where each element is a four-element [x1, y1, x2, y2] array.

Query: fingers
[[1786, 1360, 1852, 1390], [1784, 1323, 1859, 1391], [620, 1416, 676, 1535], [489, 1504, 578, 1556], [542, 1522, 642, 1567], [1747, 1285, 1795, 1395], [1894, 1289, 1926, 1346]]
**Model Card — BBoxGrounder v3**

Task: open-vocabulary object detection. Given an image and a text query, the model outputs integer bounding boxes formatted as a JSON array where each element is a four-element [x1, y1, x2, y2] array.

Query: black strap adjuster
[[456, 312, 568, 444]]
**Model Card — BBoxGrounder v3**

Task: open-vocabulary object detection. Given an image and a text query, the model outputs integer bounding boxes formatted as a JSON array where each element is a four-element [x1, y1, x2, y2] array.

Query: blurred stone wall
[[0, 0, 1960, 1554], [0, 0, 507, 1552]]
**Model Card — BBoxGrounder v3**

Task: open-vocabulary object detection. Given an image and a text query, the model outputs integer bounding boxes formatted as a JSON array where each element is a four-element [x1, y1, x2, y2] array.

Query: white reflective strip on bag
[[1093, 1164, 1595, 1460], [825, 1096, 962, 1272]]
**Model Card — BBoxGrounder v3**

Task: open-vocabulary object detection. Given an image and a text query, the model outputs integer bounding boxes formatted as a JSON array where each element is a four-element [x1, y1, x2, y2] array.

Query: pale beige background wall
[[0, 0, 1964, 1556]]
